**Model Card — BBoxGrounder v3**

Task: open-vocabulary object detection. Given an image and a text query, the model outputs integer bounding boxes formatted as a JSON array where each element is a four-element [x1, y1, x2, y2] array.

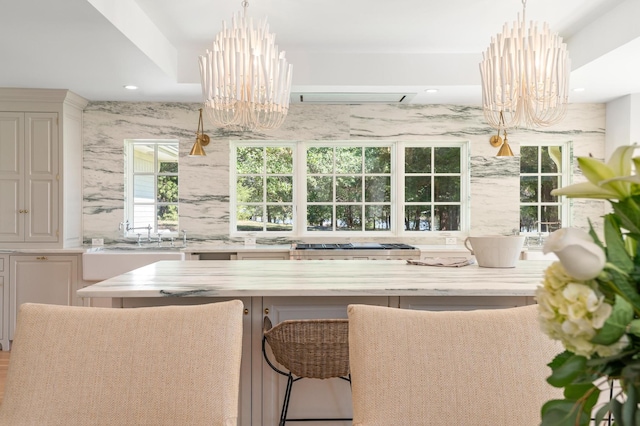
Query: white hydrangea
[[535, 261, 628, 358]]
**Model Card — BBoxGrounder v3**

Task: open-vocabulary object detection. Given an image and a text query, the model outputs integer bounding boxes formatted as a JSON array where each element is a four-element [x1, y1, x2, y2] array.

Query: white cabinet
[[259, 296, 389, 426], [0, 89, 87, 249], [0, 112, 59, 243], [0, 254, 8, 351], [9, 254, 80, 342]]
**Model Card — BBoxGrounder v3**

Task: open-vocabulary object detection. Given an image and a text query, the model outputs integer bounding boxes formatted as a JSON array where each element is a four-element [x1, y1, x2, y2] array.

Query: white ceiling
[[1, 0, 639, 105]]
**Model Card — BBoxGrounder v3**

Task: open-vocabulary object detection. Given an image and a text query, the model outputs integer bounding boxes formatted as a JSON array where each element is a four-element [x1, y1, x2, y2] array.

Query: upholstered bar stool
[[0, 301, 245, 426], [262, 317, 351, 425], [347, 304, 564, 426]]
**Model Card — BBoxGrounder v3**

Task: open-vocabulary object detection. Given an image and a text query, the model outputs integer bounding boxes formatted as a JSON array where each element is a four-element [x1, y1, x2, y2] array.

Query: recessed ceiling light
[[572, 88, 585, 92], [425, 89, 439, 93], [123, 85, 138, 90]]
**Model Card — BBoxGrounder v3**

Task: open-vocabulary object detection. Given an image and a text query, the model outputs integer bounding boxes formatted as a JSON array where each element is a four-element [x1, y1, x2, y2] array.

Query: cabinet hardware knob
[[264, 308, 269, 314], [24, 210, 28, 213], [19, 209, 25, 213], [244, 308, 249, 315], [36, 256, 48, 260]]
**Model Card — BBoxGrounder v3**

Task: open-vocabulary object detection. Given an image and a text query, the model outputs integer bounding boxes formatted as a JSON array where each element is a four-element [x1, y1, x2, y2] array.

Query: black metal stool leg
[[280, 373, 294, 426]]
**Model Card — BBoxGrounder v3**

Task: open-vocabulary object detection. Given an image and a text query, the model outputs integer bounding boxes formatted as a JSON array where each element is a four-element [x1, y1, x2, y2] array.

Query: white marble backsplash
[[82, 102, 606, 245]]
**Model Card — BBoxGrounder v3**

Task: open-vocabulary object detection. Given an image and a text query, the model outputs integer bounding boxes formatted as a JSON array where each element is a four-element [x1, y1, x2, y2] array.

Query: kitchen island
[[77, 259, 551, 426], [77, 259, 549, 299]]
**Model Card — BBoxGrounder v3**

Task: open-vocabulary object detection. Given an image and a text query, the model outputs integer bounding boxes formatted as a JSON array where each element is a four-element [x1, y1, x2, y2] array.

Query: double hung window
[[519, 142, 571, 234], [124, 140, 179, 236], [403, 145, 464, 232], [234, 143, 295, 232]]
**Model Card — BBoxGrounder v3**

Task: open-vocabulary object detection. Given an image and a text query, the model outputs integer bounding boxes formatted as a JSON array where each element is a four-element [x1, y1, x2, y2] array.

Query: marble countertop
[[0, 248, 86, 254], [77, 259, 551, 299], [1, 244, 538, 256], [85, 243, 469, 254]]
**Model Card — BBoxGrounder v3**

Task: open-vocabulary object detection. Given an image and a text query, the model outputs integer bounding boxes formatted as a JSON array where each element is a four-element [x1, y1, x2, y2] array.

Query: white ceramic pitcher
[[463, 235, 526, 268]]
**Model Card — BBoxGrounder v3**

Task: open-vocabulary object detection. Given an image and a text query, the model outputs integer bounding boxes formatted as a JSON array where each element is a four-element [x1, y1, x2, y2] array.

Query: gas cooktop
[[293, 243, 416, 250]]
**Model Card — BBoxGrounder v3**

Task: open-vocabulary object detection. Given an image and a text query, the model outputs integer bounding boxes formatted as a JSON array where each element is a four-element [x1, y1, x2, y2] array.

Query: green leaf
[[622, 384, 637, 426], [592, 294, 633, 345], [541, 400, 590, 426], [547, 354, 588, 388], [588, 218, 605, 249], [612, 399, 623, 426], [629, 319, 640, 337], [548, 350, 573, 370], [564, 382, 600, 412], [611, 197, 640, 237], [606, 267, 640, 313], [595, 400, 614, 425], [626, 234, 637, 259], [605, 214, 635, 273]]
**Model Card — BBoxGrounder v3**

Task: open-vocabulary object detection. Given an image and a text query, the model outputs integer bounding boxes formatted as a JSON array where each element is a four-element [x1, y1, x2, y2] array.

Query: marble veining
[[82, 102, 606, 245], [78, 259, 552, 298]]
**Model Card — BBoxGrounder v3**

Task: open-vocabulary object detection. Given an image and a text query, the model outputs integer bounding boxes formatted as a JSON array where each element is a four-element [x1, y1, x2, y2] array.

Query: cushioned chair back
[[347, 304, 563, 426], [0, 301, 244, 426]]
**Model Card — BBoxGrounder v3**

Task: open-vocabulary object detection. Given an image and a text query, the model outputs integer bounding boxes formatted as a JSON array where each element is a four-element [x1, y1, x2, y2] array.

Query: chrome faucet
[[182, 230, 187, 246]]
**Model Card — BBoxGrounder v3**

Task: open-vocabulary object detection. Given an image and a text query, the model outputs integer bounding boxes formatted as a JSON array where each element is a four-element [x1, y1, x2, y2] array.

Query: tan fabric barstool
[[0, 301, 244, 426], [347, 304, 563, 426]]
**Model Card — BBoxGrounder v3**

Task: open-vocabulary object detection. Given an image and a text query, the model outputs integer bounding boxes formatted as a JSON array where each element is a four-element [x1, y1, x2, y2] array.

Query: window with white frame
[[231, 140, 469, 236], [519, 142, 571, 234], [306, 143, 392, 232], [234, 143, 294, 232], [403, 145, 464, 232], [125, 140, 179, 236]]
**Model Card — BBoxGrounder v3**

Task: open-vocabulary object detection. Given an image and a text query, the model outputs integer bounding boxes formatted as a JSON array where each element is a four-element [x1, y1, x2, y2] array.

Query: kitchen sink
[[83, 249, 185, 280]]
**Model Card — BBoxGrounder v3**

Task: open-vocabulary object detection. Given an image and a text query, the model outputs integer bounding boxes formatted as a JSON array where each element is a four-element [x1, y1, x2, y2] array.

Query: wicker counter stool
[[262, 316, 351, 426]]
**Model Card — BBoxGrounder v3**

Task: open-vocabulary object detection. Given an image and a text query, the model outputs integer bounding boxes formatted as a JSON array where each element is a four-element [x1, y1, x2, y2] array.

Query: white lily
[[551, 144, 639, 200], [543, 228, 606, 281]]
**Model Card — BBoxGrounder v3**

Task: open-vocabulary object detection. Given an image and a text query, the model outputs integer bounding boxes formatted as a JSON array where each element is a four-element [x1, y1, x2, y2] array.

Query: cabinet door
[[24, 113, 59, 242], [9, 255, 78, 340], [260, 296, 389, 426], [0, 113, 25, 242]]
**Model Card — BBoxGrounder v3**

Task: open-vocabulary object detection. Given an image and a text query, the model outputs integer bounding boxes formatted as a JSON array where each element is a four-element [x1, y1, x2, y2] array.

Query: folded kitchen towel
[[407, 257, 475, 267]]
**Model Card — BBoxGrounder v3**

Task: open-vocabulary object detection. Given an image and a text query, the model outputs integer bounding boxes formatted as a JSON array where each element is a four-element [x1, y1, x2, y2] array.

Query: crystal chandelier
[[199, 1, 293, 132], [479, 0, 570, 129]]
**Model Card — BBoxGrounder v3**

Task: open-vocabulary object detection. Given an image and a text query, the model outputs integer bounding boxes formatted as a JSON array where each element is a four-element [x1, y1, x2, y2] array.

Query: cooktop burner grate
[[294, 243, 416, 250]]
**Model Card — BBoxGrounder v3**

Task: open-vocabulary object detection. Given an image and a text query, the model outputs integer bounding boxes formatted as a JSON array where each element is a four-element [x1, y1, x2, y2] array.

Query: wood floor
[[0, 351, 8, 404]]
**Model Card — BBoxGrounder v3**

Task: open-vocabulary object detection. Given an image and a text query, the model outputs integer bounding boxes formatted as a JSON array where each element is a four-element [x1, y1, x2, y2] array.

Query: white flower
[[595, 335, 630, 357], [543, 228, 606, 281], [535, 262, 625, 358]]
